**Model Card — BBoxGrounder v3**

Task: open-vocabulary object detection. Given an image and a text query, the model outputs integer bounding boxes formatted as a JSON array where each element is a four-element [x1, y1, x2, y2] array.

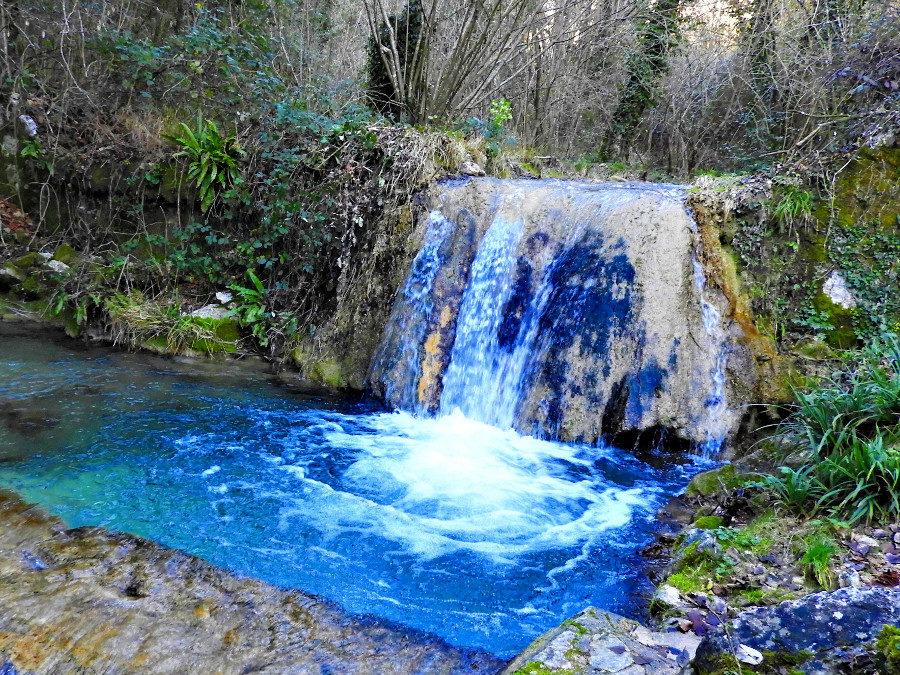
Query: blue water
[[0, 326, 702, 657]]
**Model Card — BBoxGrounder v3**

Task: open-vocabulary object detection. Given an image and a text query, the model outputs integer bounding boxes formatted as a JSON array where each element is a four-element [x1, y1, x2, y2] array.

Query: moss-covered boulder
[[694, 587, 900, 674], [686, 465, 746, 498]]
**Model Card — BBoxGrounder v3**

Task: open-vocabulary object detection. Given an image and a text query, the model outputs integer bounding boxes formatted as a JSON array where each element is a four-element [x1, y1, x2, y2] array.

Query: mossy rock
[[811, 292, 857, 349], [311, 359, 347, 388], [693, 516, 723, 530], [20, 276, 48, 300], [686, 464, 744, 498], [794, 337, 835, 361], [14, 252, 47, 270], [53, 244, 79, 266]]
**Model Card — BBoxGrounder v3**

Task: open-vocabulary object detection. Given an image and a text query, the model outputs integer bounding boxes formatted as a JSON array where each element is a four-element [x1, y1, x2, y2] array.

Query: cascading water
[[437, 214, 527, 426], [692, 257, 730, 454], [371, 178, 745, 448], [374, 210, 454, 406]]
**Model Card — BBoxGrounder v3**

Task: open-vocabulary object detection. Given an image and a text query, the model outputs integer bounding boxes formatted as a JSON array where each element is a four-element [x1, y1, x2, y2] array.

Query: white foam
[[273, 409, 653, 564]]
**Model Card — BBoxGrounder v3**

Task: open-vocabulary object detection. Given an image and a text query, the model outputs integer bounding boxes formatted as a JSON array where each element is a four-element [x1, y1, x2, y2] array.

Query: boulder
[[370, 179, 753, 446], [505, 607, 699, 674], [694, 586, 900, 674]]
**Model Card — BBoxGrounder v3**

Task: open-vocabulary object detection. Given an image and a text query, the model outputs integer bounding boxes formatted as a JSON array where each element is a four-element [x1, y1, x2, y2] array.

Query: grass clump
[[757, 334, 900, 523], [104, 292, 234, 355], [799, 534, 838, 588]]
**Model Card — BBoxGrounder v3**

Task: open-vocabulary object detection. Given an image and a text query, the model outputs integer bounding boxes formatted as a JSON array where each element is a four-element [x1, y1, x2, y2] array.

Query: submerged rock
[[0, 491, 503, 674], [505, 606, 699, 674], [694, 586, 900, 673]]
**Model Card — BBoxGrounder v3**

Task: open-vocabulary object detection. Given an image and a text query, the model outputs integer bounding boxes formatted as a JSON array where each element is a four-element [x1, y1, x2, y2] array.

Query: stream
[[0, 324, 704, 657]]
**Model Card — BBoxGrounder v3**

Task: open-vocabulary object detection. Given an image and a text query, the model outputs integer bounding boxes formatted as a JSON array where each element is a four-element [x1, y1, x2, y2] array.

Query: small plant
[[800, 535, 838, 588], [20, 137, 55, 175], [227, 269, 270, 345], [773, 185, 813, 231], [754, 466, 823, 515], [167, 115, 245, 212], [489, 98, 513, 129], [758, 333, 900, 522], [712, 527, 764, 551], [875, 624, 900, 674]]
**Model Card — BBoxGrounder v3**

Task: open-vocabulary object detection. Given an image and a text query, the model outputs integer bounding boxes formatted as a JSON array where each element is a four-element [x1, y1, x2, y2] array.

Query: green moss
[[20, 276, 48, 298], [53, 244, 79, 266], [666, 572, 706, 594], [875, 624, 900, 673], [686, 465, 744, 498], [561, 619, 587, 635], [14, 252, 45, 270], [732, 588, 796, 605], [698, 648, 813, 674], [513, 662, 574, 675], [311, 358, 346, 388], [696, 652, 743, 674], [693, 516, 724, 529], [761, 649, 813, 671], [795, 338, 835, 361], [811, 292, 856, 349], [141, 336, 170, 353]]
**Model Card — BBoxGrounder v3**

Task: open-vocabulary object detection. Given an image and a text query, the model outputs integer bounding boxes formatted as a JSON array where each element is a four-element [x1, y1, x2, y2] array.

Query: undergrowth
[[758, 333, 900, 522]]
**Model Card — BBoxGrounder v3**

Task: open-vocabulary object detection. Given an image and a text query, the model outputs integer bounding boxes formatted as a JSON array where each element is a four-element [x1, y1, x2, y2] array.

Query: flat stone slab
[[0, 490, 504, 674], [504, 606, 698, 674]]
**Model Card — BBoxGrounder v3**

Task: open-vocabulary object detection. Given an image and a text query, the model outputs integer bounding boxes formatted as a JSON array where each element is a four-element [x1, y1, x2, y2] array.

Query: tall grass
[[761, 334, 900, 522]]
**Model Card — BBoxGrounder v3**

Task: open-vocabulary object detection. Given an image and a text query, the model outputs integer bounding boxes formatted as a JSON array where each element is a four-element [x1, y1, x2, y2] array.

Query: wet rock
[[694, 586, 900, 674], [735, 643, 763, 665], [372, 179, 754, 447], [0, 491, 502, 674], [506, 607, 698, 674], [822, 271, 856, 309]]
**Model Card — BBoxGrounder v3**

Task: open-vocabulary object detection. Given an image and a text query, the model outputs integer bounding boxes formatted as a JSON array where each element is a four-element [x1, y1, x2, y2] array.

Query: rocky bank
[[0, 490, 503, 674]]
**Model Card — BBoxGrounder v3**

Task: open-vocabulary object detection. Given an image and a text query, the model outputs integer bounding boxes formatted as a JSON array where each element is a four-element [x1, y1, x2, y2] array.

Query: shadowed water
[[0, 326, 704, 657]]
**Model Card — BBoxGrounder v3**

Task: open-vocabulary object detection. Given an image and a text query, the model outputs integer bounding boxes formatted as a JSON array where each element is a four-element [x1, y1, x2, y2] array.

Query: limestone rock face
[[505, 606, 699, 674], [0, 491, 502, 675], [694, 586, 900, 674], [370, 178, 753, 447]]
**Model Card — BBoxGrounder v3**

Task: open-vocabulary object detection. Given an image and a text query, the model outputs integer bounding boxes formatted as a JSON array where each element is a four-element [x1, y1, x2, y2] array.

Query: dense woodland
[[0, 0, 898, 356], [2, 0, 897, 171]]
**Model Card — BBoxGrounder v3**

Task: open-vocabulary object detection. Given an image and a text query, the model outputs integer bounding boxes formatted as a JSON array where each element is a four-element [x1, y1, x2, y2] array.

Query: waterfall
[[370, 178, 745, 449], [692, 258, 729, 454], [374, 211, 453, 407]]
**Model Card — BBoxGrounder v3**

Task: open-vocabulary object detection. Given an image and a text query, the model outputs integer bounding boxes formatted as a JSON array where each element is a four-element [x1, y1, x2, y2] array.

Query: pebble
[[736, 644, 764, 665]]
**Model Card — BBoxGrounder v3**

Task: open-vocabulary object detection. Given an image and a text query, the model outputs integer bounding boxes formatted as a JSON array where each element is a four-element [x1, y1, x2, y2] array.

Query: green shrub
[[759, 334, 900, 522], [876, 625, 900, 674]]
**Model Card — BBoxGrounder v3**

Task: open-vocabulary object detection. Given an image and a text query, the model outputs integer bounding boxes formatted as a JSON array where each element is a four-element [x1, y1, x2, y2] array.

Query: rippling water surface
[[0, 325, 702, 656]]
